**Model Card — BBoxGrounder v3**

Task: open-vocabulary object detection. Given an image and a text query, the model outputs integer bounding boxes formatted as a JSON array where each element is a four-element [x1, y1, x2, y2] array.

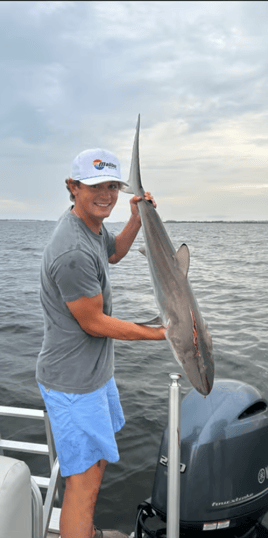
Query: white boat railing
[[0, 405, 63, 537]]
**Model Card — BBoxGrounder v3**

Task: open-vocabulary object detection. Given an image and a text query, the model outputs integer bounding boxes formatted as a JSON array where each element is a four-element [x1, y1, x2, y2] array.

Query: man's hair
[[65, 178, 81, 201]]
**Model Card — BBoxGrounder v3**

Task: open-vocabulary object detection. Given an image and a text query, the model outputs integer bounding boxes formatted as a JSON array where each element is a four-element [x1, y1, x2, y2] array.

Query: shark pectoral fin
[[135, 315, 163, 326], [139, 247, 147, 256], [173, 243, 190, 277]]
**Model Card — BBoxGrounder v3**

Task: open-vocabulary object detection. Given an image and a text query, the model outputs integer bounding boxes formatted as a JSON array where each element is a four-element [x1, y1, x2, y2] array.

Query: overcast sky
[[1, 0, 268, 222]]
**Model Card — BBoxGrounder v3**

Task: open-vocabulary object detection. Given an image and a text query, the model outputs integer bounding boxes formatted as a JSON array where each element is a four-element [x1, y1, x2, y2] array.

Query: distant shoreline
[[164, 220, 268, 224], [1, 219, 267, 224]]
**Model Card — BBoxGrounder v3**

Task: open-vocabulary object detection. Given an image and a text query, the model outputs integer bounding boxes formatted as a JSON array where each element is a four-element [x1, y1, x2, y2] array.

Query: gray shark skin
[[124, 115, 214, 396]]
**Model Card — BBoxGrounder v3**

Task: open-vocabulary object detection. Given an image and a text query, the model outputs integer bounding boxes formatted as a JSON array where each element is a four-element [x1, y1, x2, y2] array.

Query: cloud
[[226, 184, 268, 191], [0, 198, 29, 211], [0, 1, 268, 221], [0, 104, 48, 143], [0, 197, 44, 217]]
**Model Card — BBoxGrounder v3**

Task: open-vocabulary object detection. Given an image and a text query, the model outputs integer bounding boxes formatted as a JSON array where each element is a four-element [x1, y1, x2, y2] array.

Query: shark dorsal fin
[[174, 243, 190, 276]]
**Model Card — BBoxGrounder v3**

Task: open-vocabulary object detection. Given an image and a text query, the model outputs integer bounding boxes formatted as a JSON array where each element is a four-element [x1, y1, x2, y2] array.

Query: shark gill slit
[[190, 308, 200, 356]]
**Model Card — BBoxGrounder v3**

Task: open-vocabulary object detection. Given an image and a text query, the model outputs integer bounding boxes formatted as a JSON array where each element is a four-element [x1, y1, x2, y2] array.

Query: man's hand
[[109, 192, 157, 264], [129, 192, 157, 220]]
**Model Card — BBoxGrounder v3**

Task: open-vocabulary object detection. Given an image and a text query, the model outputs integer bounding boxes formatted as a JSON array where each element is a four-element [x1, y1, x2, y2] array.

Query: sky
[[1, 0, 268, 222]]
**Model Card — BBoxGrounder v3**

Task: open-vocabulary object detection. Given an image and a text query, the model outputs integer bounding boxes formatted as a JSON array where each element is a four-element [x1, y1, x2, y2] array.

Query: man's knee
[[65, 460, 107, 503]]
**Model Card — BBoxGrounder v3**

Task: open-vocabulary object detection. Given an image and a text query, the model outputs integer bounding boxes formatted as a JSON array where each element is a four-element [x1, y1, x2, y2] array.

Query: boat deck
[[45, 511, 268, 538]]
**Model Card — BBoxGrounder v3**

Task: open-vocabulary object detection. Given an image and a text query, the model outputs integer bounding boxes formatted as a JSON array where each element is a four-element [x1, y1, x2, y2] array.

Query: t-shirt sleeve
[[50, 249, 102, 302]]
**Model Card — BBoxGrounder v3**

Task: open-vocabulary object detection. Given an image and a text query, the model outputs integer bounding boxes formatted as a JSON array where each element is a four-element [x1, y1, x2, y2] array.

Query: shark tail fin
[[121, 115, 144, 196]]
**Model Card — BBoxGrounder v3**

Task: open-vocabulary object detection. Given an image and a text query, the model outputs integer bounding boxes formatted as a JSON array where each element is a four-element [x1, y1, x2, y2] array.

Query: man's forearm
[[109, 214, 141, 264], [80, 312, 165, 341]]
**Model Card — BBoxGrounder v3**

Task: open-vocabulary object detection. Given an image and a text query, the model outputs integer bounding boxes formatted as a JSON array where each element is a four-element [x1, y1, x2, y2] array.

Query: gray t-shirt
[[36, 208, 116, 394]]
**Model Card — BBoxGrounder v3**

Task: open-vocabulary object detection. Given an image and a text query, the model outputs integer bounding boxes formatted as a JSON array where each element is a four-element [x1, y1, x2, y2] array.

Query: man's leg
[[60, 459, 107, 538]]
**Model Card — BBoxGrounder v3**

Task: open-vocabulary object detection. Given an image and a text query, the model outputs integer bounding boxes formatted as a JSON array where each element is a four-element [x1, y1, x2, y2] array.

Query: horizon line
[[1, 219, 267, 224]]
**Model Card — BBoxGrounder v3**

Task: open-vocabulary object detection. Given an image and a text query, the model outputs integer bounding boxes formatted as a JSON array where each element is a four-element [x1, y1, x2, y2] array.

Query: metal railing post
[[167, 373, 181, 538], [44, 411, 64, 507], [43, 458, 61, 538]]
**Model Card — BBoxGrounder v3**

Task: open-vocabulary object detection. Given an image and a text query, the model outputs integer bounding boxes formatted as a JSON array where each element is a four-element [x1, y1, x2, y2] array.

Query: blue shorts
[[38, 377, 125, 477]]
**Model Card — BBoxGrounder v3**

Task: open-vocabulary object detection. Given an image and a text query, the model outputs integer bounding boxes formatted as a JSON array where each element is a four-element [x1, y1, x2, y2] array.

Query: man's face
[[72, 180, 120, 221]]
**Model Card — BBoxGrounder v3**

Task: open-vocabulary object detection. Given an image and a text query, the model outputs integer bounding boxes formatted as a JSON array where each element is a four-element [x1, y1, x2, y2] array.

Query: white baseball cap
[[71, 148, 129, 187]]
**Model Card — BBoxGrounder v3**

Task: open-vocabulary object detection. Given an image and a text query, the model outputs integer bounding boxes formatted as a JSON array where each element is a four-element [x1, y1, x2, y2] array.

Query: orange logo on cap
[[93, 159, 104, 170]]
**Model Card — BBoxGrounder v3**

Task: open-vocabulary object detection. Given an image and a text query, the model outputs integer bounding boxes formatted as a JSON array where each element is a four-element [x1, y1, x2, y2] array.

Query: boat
[[0, 404, 62, 537], [134, 378, 268, 538], [1, 377, 268, 538]]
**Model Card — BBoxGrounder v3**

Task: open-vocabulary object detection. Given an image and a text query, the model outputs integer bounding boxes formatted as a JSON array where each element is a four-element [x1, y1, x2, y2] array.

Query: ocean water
[[0, 218, 267, 532]]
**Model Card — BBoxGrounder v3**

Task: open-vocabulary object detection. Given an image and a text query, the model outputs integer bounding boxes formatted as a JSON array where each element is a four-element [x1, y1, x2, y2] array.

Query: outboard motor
[[135, 379, 268, 538]]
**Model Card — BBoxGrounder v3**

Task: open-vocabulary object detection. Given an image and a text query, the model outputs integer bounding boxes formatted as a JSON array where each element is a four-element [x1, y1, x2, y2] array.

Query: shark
[[123, 115, 214, 396]]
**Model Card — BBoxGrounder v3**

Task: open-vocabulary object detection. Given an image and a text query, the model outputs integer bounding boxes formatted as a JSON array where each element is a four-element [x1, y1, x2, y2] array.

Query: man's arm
[[66, 293, 166, 341], [109, 193, 155, 264], [108, 213, 141, 264]]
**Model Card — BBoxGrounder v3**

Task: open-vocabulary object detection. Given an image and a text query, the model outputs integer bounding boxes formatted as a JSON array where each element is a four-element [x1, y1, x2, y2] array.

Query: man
[[36, 148, 166, 538]]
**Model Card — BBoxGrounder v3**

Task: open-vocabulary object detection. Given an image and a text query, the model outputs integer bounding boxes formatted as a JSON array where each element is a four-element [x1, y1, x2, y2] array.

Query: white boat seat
[[0, 455, 32, 538]]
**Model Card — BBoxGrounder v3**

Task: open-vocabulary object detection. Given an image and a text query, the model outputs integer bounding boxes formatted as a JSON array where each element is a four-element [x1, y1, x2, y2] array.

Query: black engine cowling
[[135, 379, 268, 537]]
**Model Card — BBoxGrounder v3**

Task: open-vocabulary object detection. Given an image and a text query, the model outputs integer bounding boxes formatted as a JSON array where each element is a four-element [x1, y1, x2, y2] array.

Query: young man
[[36, 148, 166, 538]]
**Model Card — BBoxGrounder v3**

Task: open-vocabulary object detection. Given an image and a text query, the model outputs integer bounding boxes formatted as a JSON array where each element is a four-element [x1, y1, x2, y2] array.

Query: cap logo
[[93, 159, 117, 171]]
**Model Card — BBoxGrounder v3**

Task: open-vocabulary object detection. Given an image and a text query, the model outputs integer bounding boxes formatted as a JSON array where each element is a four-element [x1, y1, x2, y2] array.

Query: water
[[0, 218, 268, 532]]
